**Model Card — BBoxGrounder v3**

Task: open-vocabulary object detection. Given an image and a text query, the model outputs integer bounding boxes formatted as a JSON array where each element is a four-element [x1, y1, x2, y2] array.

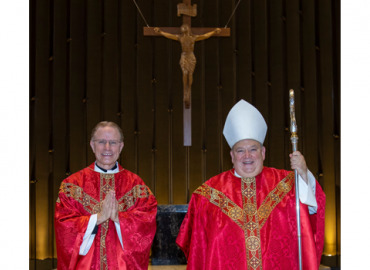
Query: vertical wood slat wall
[[30, 0, 340, 264]]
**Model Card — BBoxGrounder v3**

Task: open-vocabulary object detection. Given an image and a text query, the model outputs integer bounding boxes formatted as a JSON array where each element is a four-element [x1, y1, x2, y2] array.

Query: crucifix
[[143, 0, 230, 146]]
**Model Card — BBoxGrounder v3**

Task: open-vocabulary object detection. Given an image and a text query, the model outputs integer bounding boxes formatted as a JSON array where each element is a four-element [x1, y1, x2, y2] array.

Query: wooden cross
[[144, 0, 230, 146]]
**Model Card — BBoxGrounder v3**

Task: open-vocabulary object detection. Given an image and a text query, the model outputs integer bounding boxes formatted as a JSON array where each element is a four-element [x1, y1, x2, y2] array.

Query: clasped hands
[[97, 190, 119, 225], [289, 151, 309, 184]]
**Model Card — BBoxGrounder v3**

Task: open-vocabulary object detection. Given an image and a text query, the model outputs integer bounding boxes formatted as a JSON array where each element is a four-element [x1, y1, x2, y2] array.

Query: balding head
[[91, 121, 124, 142]]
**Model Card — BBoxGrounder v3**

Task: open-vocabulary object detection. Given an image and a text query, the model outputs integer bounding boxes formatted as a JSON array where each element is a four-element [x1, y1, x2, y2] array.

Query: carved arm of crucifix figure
[[154, 25, 221, 108]]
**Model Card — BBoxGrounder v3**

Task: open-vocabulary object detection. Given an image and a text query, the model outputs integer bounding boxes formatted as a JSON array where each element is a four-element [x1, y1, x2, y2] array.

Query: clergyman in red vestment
[[55, 121, 157, 270], [176, 100, 325, 270]]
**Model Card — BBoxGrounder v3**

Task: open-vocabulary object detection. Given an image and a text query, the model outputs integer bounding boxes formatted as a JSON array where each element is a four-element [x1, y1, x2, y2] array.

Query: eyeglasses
[[93, 139, 122, 147]]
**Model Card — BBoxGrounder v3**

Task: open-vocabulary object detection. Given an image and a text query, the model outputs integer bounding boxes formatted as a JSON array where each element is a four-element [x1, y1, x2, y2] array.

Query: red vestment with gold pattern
[[176, 167, 325, 270], [55, 163, 157, 270]]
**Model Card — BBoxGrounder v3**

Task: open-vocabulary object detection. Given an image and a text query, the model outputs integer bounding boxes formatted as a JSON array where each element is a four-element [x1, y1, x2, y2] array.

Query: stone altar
[[151, 205, 188, 265]]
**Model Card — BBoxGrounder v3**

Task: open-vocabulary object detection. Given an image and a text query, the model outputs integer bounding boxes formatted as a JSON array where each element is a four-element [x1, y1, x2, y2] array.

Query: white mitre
[[223, 99, 267, 148]]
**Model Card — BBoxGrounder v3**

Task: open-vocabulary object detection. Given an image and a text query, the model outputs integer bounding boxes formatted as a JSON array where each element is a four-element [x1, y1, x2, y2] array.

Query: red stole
[[176, 166, 325, 270], [55, 163, 157, 270]]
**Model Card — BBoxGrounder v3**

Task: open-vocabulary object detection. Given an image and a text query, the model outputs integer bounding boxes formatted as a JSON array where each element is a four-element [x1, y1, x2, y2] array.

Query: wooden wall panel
[[29, 0, 37, 261], [165, 0, 175, 203], [52, 0, 68, 260], [80, 0, 88, 168], [318, 0, 337, 257], [120, 0, 136, 173], [30, 0, 340, 264], [47, 0, 56, 259], [267, 0, 285, 170], [237, 0, 252, 103], [34, 0, 51, 261], [254, 0, 269, 154], [281, 0, 290, 171], [172, 92, 187, 205], [203, 0, 221, 180], [253, 1, 268, 107], [154, 1, 171, 203], [69, 0, 86, 173], [265, 0, 271, 165], [86, 0, 102, 165], [115, 0, 123, 145], [220, 0, 234, 171], [286, 0, 303, 152], [137, 2, 154, 188], [231, 0, 239, 104], [102, 0, 119, 122], [332, 0, 341, 259], [214, 0, 224, 174], [188, 0, 205, 198], [302, 0, 319, 180], [172, 1, 187, 204]]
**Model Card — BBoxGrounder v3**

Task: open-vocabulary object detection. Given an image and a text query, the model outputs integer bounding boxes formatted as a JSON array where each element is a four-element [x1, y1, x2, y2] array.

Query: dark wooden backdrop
[[29, 0, 340, 268]]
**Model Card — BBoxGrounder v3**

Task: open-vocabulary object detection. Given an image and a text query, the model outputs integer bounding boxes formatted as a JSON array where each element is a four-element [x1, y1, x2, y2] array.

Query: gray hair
[[91, 121, 124, 142]]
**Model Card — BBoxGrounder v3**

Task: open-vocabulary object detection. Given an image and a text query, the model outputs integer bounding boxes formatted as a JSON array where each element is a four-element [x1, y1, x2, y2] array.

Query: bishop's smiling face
[[90, 126, 124, 170], [230, 139, 265, 178]]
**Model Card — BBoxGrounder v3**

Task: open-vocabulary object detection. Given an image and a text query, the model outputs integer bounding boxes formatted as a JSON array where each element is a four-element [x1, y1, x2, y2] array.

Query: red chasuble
[[176, 167, 325, 270], [55, 163, 157, 270]]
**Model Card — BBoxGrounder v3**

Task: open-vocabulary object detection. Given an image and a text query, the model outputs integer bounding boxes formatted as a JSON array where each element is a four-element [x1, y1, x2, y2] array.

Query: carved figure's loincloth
[[180, 53, 197, 73]]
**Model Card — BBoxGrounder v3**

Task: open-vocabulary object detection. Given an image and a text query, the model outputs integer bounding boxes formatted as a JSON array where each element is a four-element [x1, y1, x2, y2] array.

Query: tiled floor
[[148, 266, 186, 270], [54, 263, 331, 269], [55, 264, 331, 269], [148, 265, 330, 270]]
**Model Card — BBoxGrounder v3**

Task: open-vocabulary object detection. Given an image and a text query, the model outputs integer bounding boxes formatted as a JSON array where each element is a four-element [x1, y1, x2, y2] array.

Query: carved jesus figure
[[154, 24, 221, 108]]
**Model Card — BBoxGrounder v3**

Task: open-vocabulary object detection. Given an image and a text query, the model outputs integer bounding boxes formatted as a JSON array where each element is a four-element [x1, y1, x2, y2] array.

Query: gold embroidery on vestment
[[117, 185, 153, 212], [58, 182, 153, 214], [194, 184, 244, 228], [100, 173, 114, 270], [258, 205, 271, 219], [244, 203, 257, 216], [57, 175, 153, 270], [58, 182, 100, 214], [241, 177, 263, 270], [194, 171, 295, 270], [257, 172, 294, 229]]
